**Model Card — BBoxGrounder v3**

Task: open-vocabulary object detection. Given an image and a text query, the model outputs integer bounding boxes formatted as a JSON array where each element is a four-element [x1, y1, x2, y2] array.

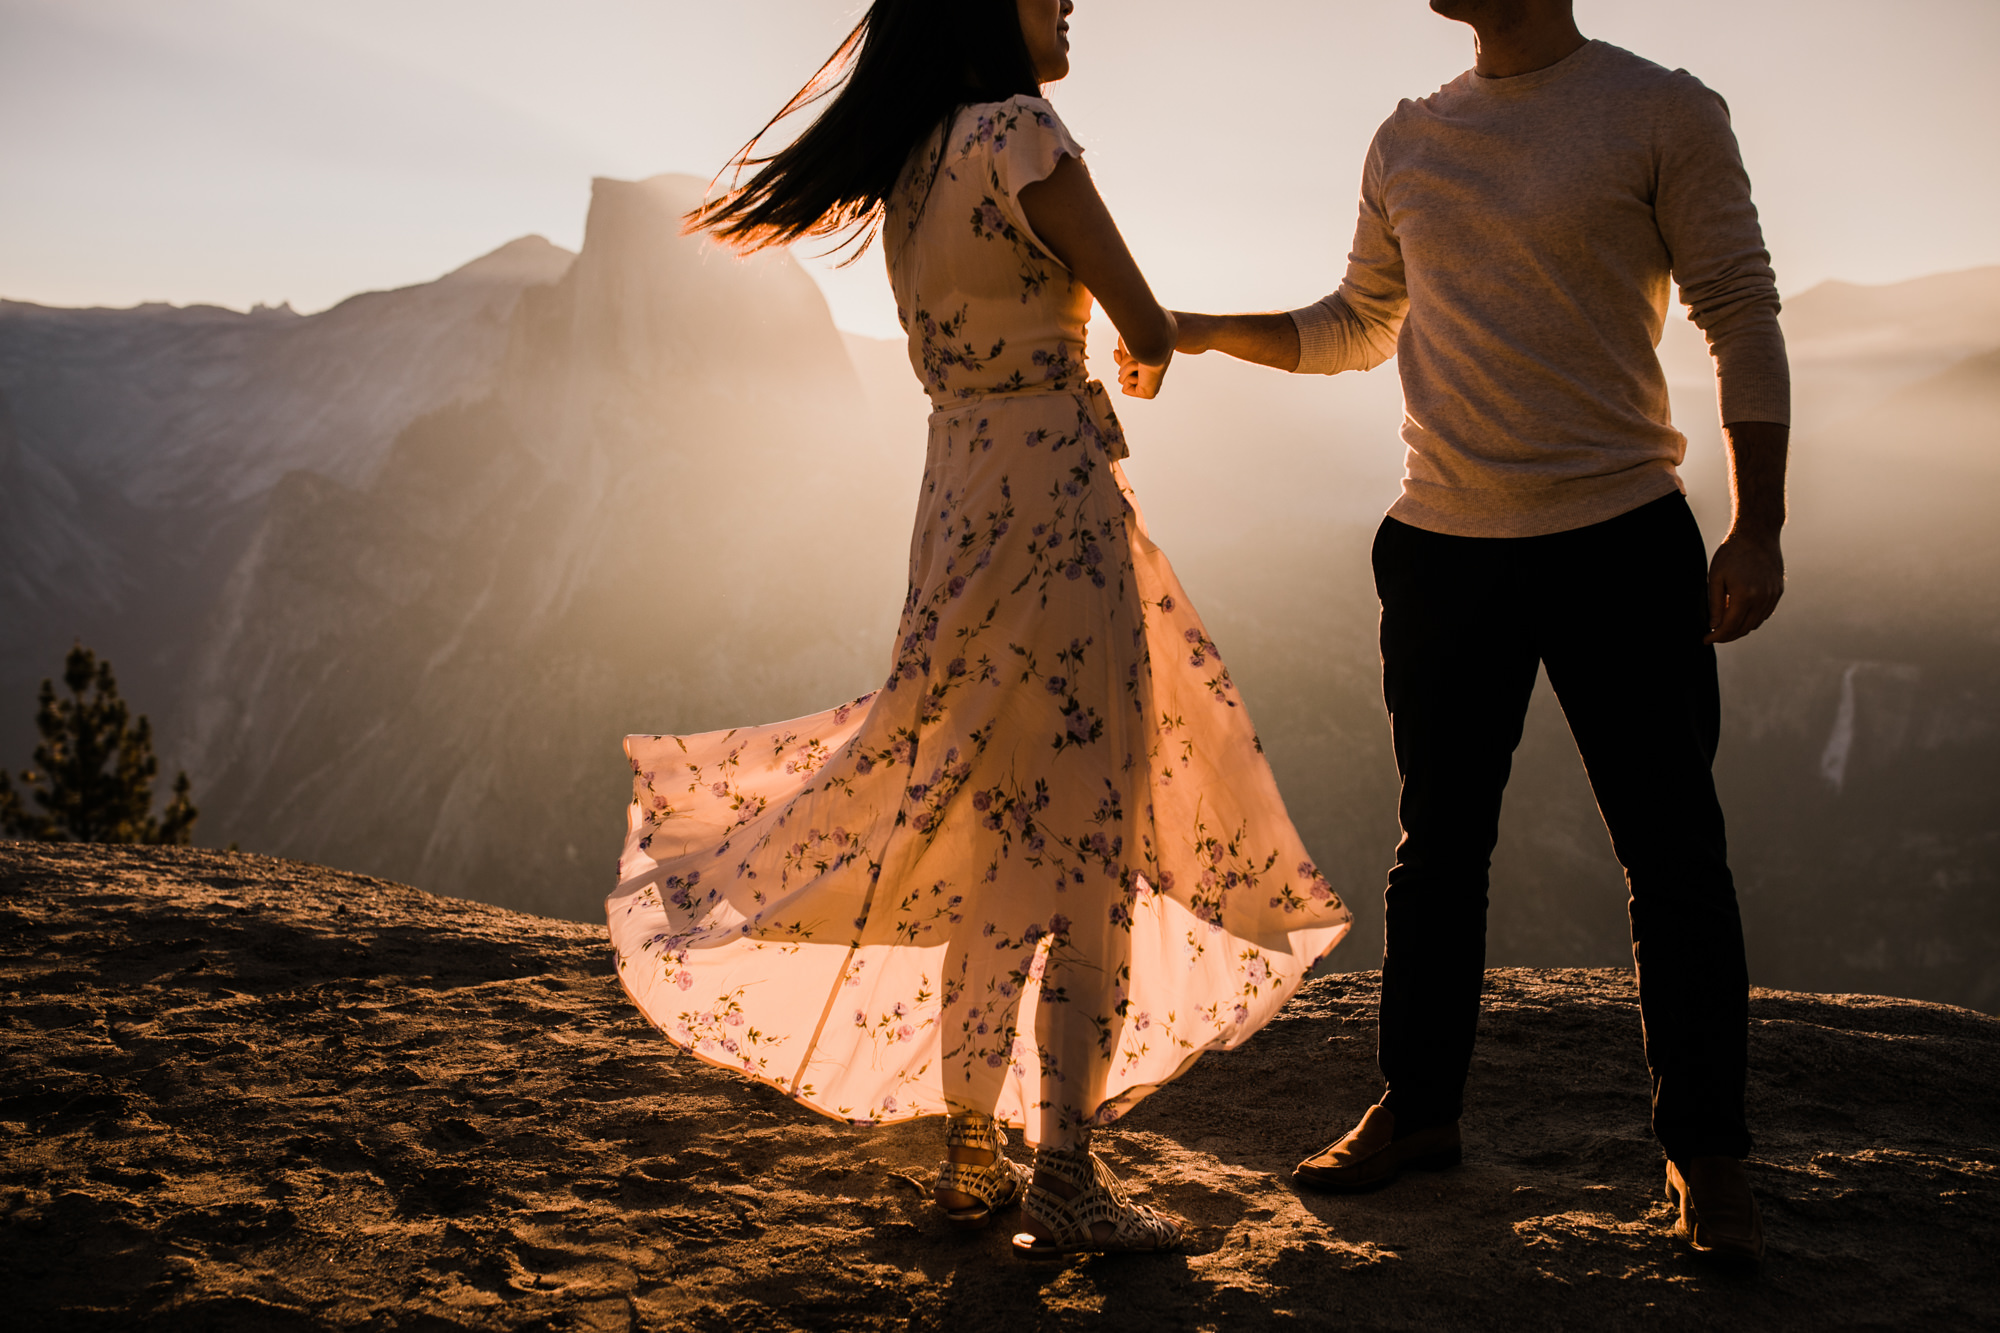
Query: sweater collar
[[1465, 37, 1603, 97]]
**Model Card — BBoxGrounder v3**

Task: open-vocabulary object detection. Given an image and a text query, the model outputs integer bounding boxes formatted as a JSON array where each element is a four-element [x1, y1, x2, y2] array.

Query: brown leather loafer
[[1293, 1105, 1462, 1193], [1666, 1156, 1765, 1266]]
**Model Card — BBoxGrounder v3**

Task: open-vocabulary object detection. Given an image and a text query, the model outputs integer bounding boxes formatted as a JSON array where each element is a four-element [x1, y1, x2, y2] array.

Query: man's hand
[[1114, 333, 1172, 399], [1706, 419, 1790, 644], [1705, 531, 1784, 644]]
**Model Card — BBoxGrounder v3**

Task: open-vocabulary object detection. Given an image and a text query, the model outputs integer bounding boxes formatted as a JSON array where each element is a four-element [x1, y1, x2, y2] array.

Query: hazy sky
[[3, 0, 1997, 337]]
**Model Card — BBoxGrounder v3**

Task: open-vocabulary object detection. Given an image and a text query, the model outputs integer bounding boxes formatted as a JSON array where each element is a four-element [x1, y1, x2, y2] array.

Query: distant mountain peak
[[1785, 264, 2000, 358], [442, 235, 576, 289], [591, 172, 711, 205], [540, 173, 846, 395]]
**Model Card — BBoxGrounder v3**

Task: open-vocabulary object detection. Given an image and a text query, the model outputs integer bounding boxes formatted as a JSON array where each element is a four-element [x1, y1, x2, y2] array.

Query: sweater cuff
[[1715, 353, 1791, 428], [1288, 300, 1343, 375]]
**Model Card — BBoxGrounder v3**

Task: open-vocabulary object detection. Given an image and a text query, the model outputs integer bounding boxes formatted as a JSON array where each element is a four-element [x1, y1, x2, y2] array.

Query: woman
[[607, 0, 1351, 1258]]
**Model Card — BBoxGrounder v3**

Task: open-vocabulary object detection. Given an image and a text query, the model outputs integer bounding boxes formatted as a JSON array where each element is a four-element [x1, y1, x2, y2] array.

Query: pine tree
[[0, 645, 198, 845]]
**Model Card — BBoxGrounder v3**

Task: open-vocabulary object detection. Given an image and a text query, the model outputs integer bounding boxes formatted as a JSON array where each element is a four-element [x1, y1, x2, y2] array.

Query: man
[[1155, 0, 1787, 1264]]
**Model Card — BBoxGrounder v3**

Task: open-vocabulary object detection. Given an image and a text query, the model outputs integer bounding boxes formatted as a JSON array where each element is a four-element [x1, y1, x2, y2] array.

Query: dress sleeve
[[983, 95, 1086, 256]]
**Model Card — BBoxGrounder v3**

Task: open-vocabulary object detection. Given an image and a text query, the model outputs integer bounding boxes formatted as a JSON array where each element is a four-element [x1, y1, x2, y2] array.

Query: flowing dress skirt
[[608, 382, 1351, 1143]]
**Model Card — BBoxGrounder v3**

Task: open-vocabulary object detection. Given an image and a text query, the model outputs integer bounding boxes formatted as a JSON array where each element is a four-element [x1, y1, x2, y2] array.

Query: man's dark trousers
[[1371, 491, 1752, 1161]]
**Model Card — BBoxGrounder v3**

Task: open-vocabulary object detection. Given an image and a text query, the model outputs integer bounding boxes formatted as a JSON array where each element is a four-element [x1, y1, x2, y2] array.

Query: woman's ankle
[[1030, 1137, 1093, 1200]]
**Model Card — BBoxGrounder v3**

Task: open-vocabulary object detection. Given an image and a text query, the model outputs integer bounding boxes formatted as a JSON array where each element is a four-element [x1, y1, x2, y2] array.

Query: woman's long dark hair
[[687, 0, 1041, 256]]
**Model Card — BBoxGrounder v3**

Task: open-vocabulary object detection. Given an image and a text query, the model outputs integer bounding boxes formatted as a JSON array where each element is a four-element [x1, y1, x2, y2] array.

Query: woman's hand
[[1114, 326, 1174, 399]]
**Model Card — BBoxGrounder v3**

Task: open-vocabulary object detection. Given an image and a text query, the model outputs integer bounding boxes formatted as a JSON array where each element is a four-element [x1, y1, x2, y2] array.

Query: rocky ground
[[3, 844, 1997, 1330]]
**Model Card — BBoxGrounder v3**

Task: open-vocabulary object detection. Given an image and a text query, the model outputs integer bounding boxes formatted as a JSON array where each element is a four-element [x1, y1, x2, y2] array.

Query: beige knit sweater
[[1291, 40, 1789, 538]]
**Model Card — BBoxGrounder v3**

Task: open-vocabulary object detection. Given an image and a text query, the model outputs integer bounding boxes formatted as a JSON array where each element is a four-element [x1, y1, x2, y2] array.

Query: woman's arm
[[1017, 155, 1176, 398]]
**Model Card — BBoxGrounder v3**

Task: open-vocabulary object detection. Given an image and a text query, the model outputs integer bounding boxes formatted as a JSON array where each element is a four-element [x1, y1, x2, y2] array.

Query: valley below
[[3, 179, 1997, 1011]]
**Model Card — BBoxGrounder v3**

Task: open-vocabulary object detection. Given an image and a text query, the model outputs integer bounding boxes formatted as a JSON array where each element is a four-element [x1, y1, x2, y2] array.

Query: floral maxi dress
[[608, 95, 1352, 1145]]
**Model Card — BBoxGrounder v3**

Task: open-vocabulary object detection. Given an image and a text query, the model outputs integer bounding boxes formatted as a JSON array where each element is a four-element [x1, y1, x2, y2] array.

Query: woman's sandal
[[933, 1112, 1032, 1230], [1010, 1141, 1183, 1259]]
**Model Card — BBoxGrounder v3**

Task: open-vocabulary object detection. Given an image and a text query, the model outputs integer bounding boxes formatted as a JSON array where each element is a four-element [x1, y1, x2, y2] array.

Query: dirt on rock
[[2, 843, 1996, 1330]]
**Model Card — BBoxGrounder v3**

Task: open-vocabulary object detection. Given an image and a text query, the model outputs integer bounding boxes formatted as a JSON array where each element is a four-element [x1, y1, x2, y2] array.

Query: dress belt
[[926, 378, 1108, 418], [923, 380, 1128, 460]]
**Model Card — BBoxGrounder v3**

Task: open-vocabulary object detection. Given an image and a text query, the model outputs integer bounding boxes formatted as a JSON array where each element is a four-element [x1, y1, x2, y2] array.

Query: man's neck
[[1470, 16, 1587, 79]]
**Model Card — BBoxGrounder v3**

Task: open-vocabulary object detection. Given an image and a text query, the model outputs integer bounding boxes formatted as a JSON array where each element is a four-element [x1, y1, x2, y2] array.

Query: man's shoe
[[1293, 1105, 1462, 1193], [1665, 1156, 1764, 1266]]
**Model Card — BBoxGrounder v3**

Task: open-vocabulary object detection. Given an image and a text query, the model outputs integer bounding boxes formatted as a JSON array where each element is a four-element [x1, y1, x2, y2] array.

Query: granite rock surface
[[3, 844, 1996, 1330]]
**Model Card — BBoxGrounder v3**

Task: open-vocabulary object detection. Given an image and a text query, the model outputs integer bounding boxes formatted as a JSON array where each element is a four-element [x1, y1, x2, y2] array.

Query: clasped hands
[[1115, 310, 1239, 398], [1112, 309, 1185, 400]]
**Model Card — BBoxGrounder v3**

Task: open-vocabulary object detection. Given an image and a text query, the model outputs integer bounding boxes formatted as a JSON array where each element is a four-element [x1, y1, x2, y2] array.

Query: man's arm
[[1660, 85, 1789, 440], [1653, 79, 1792, 645], [1155, 131, 1406, 378], [1171, 311, 1300, 371], [1164, 284, 1401, 376], [1706, 420, 1787, 644]]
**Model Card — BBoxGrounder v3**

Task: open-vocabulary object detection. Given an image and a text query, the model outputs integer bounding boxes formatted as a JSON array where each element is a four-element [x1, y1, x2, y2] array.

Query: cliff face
[[3, 844, 1996, 1330], [1, 175, 919, 922], [0, 233, 578, 811], [0, 386, 114, 606], [1707, 337, 2000, 1010], [176, 176, 915, 919]]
